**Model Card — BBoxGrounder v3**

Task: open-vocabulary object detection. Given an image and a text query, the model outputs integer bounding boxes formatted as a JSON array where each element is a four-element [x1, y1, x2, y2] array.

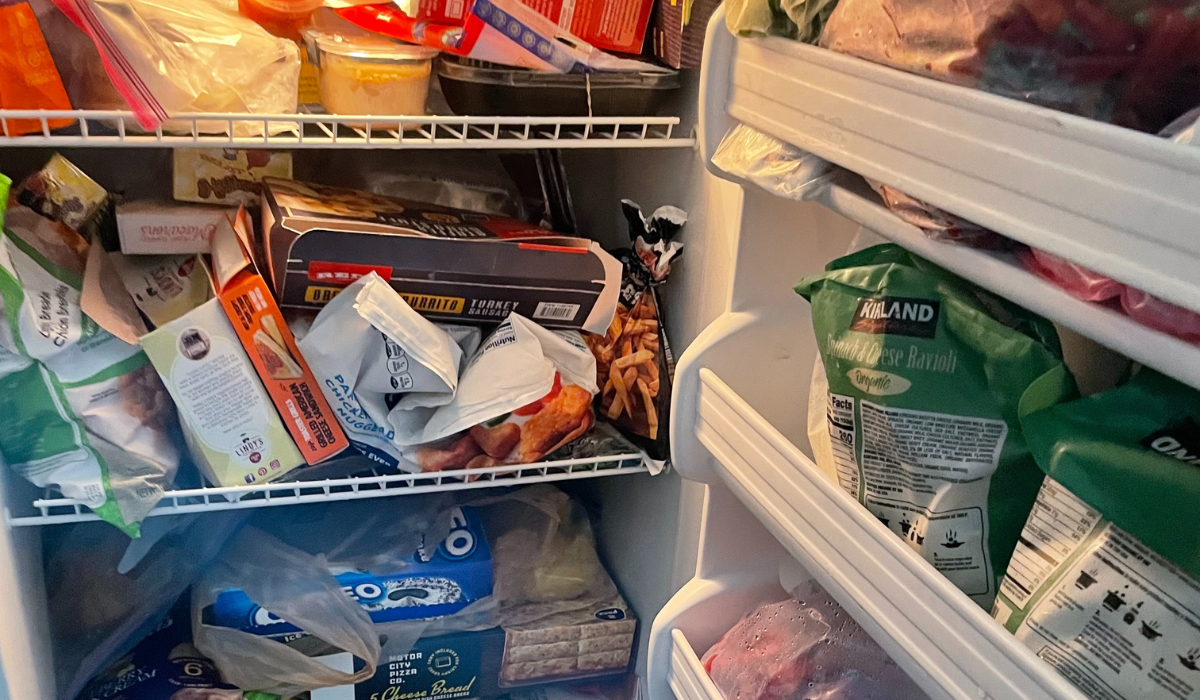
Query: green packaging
[[796, 243, 1075, 609], [994, 370, 1200, 700]]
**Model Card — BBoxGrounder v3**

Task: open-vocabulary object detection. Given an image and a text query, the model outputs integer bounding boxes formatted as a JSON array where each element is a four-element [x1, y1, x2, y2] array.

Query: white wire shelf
[[0, 110, 694, 149], [7, 453, 646, 527]]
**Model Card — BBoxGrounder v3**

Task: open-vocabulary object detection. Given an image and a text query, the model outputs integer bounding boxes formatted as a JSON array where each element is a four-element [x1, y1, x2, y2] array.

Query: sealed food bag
[[711, 124, 836, 201], [49, 0, 299, 135], [796, 243, 1075, 609], [298, 273, 477, 469], [868, 181, 1013, 250], [47, 512, 248, 700], [1017, 247, 1125, 302], [994, 370, 1200, 700], [819, 0, 1200, 132], [725, 0, 838, 40], [0, 197, 181, 537], [588, 200, 684, 468], [1120, 286, 1200, 344], [399, 314, 599, 472], [0, 0, 74, 135], [703, 581, 928, 700]]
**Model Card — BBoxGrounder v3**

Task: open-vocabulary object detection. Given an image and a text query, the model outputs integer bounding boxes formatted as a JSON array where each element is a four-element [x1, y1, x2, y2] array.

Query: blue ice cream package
[[207, 506, 493, 638]]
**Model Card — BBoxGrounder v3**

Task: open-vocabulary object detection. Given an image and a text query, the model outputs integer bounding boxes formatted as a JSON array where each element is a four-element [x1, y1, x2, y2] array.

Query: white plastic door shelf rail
[[704, 17, 1200, 314]]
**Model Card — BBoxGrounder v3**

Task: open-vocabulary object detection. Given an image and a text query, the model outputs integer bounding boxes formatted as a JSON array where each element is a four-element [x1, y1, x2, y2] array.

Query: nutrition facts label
[[1001, 480, 1103, 608], [826, 392, 859, 499]]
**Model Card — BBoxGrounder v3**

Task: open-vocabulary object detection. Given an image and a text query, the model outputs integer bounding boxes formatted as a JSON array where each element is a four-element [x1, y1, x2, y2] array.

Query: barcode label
[[533, 302, 580, 321]]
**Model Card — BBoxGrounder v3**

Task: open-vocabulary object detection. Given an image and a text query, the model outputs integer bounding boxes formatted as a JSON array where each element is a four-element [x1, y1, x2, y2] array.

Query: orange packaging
[[216, 208, 350, 464], [0, 2, 73, 136]]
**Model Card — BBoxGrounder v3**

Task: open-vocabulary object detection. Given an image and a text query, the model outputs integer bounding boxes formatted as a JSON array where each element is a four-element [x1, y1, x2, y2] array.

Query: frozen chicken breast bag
[[796, 243, 1074, 609], [994, 370, 1200, 700], [0, 200, 180, 537]]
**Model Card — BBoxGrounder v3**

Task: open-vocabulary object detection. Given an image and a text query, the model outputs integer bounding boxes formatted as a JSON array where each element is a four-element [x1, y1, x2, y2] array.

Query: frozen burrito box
[[259, 178, 621, 333], [0, 182, 181, 537], [796, 243, 1075, 610], [993, 370, 1200, 700]]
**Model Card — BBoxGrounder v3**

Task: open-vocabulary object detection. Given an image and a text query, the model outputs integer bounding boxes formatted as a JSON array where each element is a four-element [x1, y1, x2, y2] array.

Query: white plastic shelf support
[[668, 629, 723, 700], [7, 454, 645, 526], [703, 19, 1200, 314], [0, 111, 694, 149], [815, 178, 1200, 391]]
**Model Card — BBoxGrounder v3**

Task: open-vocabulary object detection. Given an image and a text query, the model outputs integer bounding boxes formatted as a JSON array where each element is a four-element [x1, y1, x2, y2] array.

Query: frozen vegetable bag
[[993, 370, 1200, 700], [795, 244, 1074, 608], [0, 189, 180, 537]]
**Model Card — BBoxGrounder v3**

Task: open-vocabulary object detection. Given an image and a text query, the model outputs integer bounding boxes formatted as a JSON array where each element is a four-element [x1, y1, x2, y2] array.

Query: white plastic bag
[[711, 124, 836, 201], [397, 314, 598, 471], [193, 527, 382, 697], [50, 0, 300, 134], [298, 273, 478, 468]]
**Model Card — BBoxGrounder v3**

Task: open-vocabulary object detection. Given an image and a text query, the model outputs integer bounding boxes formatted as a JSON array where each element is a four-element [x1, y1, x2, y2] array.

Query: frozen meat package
[[703, 580, 927, 700], [0, 175, 181, 537], [994, 369, 1200, 700], [797, 243, 1075, 609]]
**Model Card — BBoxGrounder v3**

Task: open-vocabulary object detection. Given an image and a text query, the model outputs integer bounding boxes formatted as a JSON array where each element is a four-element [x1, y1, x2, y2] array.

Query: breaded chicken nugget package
[[399, 314, 599, 472], [298, 273, 478, 469]]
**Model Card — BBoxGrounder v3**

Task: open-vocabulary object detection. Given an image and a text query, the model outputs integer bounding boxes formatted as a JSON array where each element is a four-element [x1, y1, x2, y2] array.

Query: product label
[[850, 297, 941, 338], [994, 478, 1200, 700], [1141, 418, 1200, 467]]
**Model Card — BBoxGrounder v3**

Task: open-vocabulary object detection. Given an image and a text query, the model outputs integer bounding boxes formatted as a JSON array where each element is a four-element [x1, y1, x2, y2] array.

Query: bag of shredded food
[[0, 197, 180, 537], [796, 243, 1075, 609], [993, 369, 1200, 700]]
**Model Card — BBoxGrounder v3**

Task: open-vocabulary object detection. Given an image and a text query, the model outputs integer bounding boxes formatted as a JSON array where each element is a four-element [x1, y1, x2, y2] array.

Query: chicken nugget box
[[138, 208, 349, 485], [260, 179, 621, 334], [311, 594, 637, 700]]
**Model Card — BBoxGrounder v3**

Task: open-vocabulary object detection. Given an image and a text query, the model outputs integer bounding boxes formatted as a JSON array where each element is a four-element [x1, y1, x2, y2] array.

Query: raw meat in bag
[[298, 273, 479, 469], [398, 314, 599, 471], [50, 0, 299, 134], [703, 581, 927, 700], [1017, 247, 1125, 302]]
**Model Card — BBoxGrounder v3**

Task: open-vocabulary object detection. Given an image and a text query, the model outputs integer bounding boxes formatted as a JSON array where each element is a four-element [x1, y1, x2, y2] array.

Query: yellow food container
[[305, 29, 440, 118]]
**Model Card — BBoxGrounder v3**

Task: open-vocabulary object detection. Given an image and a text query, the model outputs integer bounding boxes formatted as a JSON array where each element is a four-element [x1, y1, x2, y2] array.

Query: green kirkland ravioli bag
[[0, 185, 181, 537], [795, 244, 1075, 609], [994, 370, 1200, 700]]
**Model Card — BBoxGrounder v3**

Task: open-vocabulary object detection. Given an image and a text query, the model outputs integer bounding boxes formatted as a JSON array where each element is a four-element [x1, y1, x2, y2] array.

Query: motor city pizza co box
[[259, 179, 620, 334]]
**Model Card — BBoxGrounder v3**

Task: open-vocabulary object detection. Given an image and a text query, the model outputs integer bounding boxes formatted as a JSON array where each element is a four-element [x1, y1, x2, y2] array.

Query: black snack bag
[[586, 200, 686, 464]]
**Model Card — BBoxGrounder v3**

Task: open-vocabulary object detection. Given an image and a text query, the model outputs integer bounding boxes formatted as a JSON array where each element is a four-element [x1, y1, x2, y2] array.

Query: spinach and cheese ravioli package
[[795, 243, 1075, 609], [994, 370, 1200, 700]]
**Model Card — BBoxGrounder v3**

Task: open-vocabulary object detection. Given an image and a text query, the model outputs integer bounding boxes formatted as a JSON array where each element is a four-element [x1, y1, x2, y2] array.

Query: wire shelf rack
[[7, 454, 647, 526], [0, 110, 694, 149]]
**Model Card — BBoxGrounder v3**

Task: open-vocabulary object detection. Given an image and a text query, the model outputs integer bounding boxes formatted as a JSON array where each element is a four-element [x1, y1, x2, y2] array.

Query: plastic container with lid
[[239, 0, 324, 41], [436, 57, 681, 117], [305, 29, 440, 118]]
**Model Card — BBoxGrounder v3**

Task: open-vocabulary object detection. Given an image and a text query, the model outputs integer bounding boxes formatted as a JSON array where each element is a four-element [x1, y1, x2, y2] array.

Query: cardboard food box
[[653, 0, 722, 68], [174, 149, 293, 207], [116, 200, 235, 255], [311, 593, 637, 700], [137, 209, 349, 486], [260, 179, 620, 333]]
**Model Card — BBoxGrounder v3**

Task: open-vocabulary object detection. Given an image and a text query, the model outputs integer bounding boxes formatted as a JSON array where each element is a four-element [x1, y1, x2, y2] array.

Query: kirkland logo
[[849, 297, 940, 338], [1141, 418, 1200, 467]]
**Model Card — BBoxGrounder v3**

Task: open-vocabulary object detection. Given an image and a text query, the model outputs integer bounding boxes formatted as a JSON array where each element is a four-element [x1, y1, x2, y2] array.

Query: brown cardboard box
[[260, 179, 620, 333], [654, 0, 722, 68]]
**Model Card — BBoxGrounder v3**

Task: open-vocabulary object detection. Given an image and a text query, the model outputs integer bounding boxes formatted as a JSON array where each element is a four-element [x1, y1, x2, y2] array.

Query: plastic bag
[[725, 0, 838, 40], [298, 273, 478, 468], [0, 0, 74, 135], [46, 512, 248, 700], [868, 180, 1014, 249], [711, 124, 836, 201], [703, 580, 928, 700], [0, 195, 181, 537], [49, 0, 300, 134], [1017, 247, 1124, 301], [819, 0, 1200, 132], [193, 527, 383, 697], [1120, 286, 1200, 344], [796, 243, 1076, 609], [993, 370, 1200, 700], [397, 314, 599, 471], [28, 0, 126, 112]]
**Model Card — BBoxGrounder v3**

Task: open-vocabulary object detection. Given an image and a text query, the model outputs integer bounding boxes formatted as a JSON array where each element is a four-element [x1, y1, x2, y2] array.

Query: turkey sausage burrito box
[[259, 179, 621, 333], [131, 209, 349, 488], [797, 244, 1075, 610], [992, 370, 1200, 700]]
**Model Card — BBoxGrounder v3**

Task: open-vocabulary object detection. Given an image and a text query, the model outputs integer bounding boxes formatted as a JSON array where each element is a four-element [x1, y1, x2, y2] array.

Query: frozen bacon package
[[587, 200, 685, 468]]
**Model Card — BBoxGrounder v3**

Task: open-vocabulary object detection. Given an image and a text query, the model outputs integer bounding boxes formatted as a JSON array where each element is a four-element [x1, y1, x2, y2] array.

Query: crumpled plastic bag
[[867, 179, 1014, 249], [703, 581, 928, 700], [726, 0, 838, 40], [298, 273, 479, 468], [711, 124, 836, 200], [50, 0, 299, 135]]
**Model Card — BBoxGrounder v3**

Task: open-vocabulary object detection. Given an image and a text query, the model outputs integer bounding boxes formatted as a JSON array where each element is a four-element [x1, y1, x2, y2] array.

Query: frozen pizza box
[[259, 179, 620, 333]]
